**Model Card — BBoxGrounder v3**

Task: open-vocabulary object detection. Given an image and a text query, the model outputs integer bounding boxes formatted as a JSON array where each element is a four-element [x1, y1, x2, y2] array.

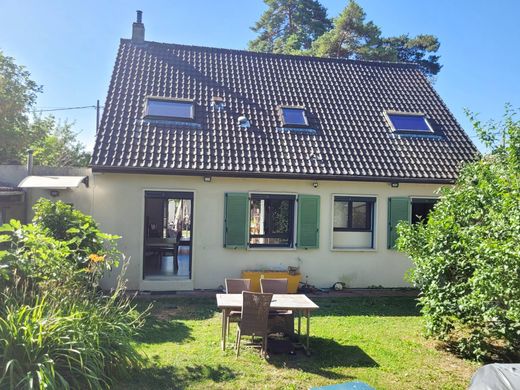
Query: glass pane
[[269, 199, 290, 234], [388, 114, 430, 132], [250, 199, 265, 235], [282, 108, 307, 125], [351, 201, 369, 229], [249, 237, 289, 246], [334, 201, 349, 228], [147, 100, 193, 118]]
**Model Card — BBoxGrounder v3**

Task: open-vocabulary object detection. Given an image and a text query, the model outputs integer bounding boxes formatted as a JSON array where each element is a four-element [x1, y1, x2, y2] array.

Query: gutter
[[90, 165, 456, 185]]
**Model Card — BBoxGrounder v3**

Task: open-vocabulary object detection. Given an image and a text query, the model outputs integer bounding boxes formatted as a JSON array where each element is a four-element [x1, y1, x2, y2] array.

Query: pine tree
[[248, 0, 331, 54], [311, 1, 441, 76]]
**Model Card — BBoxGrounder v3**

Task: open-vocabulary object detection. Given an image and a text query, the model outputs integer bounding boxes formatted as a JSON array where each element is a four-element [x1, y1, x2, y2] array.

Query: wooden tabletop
[[216, 293, 319, 311]]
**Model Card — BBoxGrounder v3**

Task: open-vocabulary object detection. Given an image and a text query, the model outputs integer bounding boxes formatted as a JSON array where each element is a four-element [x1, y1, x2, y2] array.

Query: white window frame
[[144, 97, 195, 120], [383, 110, 434, 133], [330, 193, 378, 252]]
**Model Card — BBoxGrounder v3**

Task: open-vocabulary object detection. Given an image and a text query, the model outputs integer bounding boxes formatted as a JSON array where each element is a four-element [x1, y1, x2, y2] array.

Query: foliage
[[249, 0, 441, 76], [311, 1, 382, 59], [397, 106, 520, 360], [30, 115, 91, 167], [0, 50, 42, 163], [0, 50, 90, 166], [32, 199, 119, 269], [311, 1, 441, 76], [248, 0, 331, 54], [0, 201, 147, 389]]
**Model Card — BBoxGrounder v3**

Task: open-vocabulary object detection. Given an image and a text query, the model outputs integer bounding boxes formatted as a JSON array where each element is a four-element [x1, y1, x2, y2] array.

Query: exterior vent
[[237, 115, 250, 128], [211, 96, 226, 111]]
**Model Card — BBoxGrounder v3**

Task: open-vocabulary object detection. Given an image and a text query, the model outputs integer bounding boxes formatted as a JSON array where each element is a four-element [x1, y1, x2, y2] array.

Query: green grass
[[113, 296, 479, 389]]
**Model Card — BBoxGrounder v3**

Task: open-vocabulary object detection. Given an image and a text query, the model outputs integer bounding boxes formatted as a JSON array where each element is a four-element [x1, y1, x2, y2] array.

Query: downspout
[[24, 149, 33, 223]]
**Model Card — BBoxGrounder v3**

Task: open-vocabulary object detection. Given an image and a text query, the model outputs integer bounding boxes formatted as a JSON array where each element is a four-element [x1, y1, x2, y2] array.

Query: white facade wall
[[90, 172, 444, 291]]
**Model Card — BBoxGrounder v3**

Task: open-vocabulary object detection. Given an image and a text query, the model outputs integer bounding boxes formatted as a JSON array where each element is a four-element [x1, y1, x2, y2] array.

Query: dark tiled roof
[[91, 39, 478, 183]]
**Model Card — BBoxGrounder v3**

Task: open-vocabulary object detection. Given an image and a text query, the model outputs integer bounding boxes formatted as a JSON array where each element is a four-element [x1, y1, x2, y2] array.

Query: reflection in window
[[249, 194, 295, 247], [145, 98, 194, 119], [332, 196, 376, 249], [280, 107, 308, 126], [333, 197, 374, 231], [386, 112, 432, 133]]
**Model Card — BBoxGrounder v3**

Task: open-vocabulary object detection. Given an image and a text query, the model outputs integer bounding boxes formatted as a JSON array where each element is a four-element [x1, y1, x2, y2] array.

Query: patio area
[[114, 295, 479, 389]]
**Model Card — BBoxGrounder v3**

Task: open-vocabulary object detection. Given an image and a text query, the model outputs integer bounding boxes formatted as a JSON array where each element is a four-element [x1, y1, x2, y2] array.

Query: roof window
[[385, 111, 432, 133], [280, 107, 308, 127], [145, 98, 194, 120]]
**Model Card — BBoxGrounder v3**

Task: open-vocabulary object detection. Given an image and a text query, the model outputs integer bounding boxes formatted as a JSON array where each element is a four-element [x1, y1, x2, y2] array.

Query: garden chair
[[260, 278, 294, 336], [224, 278, 251, 336], [235, 291, 273, 357]]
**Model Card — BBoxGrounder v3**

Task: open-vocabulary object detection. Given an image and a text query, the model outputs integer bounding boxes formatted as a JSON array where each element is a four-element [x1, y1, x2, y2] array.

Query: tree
[[248, 0, 332, 54], [30, 115, 91, 167], [397, 106, 520, 360], [0, 50, 42, 163], [379, 34, 441, 77], [312, 1, 441, 76], [311, 1, 383, 59], [0, 50, 90, 166]]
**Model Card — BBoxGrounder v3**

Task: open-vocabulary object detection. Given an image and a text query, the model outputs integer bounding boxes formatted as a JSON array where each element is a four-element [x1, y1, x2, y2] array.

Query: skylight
[[145, 98, 194, 120], [385, 111, 432, 133], [280, 107, 308, 126]]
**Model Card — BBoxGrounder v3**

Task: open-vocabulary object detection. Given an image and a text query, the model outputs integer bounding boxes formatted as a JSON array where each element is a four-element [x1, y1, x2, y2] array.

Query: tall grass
[[0, 201, 148, 389]]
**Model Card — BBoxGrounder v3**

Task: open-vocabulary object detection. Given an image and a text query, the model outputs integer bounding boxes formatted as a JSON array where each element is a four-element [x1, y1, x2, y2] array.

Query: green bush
[[397, 107, 520, 360], [0, 201, 147, 389]]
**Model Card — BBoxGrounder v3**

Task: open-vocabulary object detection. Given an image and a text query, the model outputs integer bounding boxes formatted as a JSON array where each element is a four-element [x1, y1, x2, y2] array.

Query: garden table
[[216, 293, 319, 355]]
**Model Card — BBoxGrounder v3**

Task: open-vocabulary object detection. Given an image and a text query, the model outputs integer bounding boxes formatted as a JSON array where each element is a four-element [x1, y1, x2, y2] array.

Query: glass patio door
[[143, 191, 193, 280]]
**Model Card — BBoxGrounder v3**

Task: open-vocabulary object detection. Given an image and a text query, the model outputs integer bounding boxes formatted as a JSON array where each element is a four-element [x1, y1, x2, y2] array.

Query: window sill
[[331, 247, 377, 252], [247, 246, 296, 251]]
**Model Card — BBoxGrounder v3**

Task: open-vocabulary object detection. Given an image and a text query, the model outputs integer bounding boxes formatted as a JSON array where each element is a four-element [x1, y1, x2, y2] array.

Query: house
[[89, 12, 477, 291]]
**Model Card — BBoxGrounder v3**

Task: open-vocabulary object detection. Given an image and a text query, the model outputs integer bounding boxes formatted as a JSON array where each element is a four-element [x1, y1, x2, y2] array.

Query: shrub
[[0, 201, 147, 389], [397, 107, 520, 360]]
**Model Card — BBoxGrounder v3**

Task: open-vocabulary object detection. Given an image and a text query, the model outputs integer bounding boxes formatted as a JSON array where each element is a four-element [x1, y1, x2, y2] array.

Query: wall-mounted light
[[312, 181, 319, 188], [390, 182, 399, 188], [50, 190, 60, 197], [203, 176, 212, 183]]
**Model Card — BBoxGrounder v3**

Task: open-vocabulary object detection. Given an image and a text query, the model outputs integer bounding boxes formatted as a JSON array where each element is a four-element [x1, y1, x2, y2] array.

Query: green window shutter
[[387, 197, 410, 249], [297, 195, 320, 249], [224, 193, 249, 248]]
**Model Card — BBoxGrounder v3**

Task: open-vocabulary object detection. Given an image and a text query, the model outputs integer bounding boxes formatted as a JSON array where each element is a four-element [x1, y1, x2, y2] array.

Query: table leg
[[306, 309, 310, 354], [221, 309, 228, 351], [298, 310, 301, 336]]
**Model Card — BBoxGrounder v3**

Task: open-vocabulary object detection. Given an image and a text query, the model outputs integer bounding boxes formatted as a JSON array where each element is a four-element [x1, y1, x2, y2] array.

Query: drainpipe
[[24, 149, 34, 223], [27, 149, 34, 175]]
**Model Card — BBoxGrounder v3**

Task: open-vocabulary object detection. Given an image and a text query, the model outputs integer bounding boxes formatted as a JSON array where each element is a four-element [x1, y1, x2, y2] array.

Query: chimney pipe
[[132, 10, 145, 44], [27, 149, 34, 175]]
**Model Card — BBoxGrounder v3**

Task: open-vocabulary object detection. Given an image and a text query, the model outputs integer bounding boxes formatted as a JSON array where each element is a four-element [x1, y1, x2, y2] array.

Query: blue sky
[[2, 0, 519, 152]]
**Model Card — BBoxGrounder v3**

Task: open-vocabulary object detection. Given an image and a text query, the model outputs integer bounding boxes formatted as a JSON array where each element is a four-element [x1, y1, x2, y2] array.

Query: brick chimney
[[132, 10, 145, 43]]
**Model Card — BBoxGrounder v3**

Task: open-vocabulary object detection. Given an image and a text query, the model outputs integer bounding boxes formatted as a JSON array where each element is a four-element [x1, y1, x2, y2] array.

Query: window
[[249, 194, 296, 247], [411, 198, 437, 224], [332, 196, 376, 249], [385, 111, 432, 133], [333, 196, 374, 232], [387, 197, 437, 249], [280, 107, 308, 126], [145, 98, 194, 120]]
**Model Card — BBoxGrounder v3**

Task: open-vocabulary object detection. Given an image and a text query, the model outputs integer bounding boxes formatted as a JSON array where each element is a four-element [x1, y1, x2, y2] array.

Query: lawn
[[114, 296, 479, 390]]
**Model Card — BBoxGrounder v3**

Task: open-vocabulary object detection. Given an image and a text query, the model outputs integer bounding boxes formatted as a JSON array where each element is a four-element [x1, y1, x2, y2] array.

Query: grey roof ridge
[[121, 38, 422, 71]]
